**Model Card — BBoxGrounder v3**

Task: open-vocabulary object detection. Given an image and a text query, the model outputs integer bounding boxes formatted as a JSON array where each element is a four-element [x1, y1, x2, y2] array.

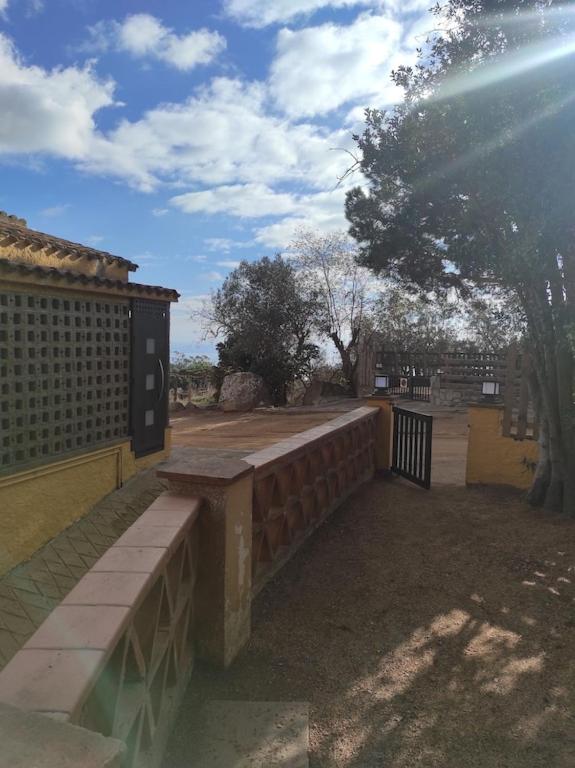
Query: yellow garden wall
[[466, 405, 539, 490], [0, 429, 171, 576]]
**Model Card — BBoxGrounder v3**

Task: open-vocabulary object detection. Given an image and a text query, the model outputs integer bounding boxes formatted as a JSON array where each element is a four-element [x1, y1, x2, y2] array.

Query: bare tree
[[290, 229, 375, 396]]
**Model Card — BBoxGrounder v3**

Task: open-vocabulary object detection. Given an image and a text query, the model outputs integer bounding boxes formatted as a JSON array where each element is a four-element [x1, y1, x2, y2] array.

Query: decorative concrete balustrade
[[0, 493, 200, 768], [0, 404, 391, 767], [158, 405, 386, 668], [245, 406, 378, 593]]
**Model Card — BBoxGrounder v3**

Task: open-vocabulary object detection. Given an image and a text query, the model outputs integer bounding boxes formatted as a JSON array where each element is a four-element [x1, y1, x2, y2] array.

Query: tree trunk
[[521, 281, 571, 513], [562, 445, 575, 517], [330, 333, 359, 396], [555, 341, 575, 516], [527, 419, 550, 507], [272, 382, 287, 407], [342, 354, 358, 396], [534, 348, 565, 512], [526, 373, 550, 507]]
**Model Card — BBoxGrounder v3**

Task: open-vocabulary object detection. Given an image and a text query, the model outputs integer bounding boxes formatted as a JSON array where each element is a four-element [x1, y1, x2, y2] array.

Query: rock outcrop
[[218, 372, 269, 412]]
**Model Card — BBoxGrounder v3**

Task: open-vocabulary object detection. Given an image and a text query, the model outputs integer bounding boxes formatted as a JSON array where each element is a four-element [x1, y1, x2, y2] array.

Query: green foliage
[[346, 0, 575, 511], [347, 1, 575, 293], [462, 293, 525, 352], [210, 256, 320, 405], [373, 287, 459, 352], [169, 353, 213, 391]]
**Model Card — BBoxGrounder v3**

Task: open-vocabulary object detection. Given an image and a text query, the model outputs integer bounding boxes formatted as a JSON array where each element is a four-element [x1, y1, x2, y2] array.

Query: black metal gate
[[377, 374, 431, 402], [392, 406, 433, 489]]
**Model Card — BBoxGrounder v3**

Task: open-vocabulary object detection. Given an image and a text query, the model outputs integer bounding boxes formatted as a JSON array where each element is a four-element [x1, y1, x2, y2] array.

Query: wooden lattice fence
[[501, 347, 538, 440]]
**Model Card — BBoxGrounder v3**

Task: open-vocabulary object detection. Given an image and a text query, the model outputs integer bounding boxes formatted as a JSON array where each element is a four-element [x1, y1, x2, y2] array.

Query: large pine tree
[[346, 0, 575, 513]]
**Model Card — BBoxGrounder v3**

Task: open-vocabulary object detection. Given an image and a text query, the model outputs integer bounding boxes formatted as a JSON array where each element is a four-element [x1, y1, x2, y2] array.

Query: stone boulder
[[302, 379, 323, 406], [303, 378, 350, 405], [218, 372, 269, 412]]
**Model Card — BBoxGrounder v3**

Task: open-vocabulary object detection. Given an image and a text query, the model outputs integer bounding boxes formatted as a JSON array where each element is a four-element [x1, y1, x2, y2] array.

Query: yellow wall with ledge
[[0, 429, 171, 576], [466, 405, 539, 490]]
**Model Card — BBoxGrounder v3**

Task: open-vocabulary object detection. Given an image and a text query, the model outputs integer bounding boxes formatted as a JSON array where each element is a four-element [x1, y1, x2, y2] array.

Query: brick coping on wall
[[0, 493, 200, 718]]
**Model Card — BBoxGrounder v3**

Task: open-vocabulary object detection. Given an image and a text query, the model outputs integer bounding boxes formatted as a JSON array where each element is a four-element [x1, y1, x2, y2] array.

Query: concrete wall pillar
[[365, 396, 394, 473], [466, 404, 538, 489], [430, 374, 441, 406], [157, 453, 254, 668]]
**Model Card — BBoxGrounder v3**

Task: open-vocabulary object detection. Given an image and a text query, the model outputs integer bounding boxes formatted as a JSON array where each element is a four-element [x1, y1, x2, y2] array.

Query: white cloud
[[84, 14, 226, 72], [170, 293, 210, 351], [25, 0, 45, 16], [170, 178, 352, 248], [254, 188, 351, 247], [0, 33, 115, 158], [204, 237, 253, 253], [171, 183, 297, 218], [269, 13, 405, 118], [204, 238, 232, 252], [215, 259, 241, 268], [188, 254, 208, 262], [224, 0, 432, 27], [170, 181, 352, 250], [39, 203, 70, 217], [224, 0, 374, 27], [171, 180, 354, 249], [0, 9, 432, 263], [205, 270, 224, 281], [83, 78, 354, 192], [132, 250, 161, 265]]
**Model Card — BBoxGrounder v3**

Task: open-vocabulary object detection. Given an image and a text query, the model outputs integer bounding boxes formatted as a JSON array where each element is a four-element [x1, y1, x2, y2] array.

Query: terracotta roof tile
[[0, 218, 138, 271], [0, 259, 179, 302]]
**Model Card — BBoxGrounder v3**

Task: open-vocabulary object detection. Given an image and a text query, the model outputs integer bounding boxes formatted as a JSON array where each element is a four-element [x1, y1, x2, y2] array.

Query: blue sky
[[0, 0, 433, 356]]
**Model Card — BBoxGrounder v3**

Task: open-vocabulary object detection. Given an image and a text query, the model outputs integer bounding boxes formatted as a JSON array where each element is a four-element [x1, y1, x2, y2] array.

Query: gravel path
[[166, 478, 575, 768]]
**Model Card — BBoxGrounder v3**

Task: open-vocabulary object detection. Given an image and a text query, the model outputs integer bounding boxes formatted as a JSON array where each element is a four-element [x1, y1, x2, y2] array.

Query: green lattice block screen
[[0, 289, 130, 473]]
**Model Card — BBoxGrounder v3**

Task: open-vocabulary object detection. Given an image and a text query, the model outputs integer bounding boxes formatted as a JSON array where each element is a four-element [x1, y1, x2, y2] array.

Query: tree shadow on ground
[[165, 479, 575, 768]]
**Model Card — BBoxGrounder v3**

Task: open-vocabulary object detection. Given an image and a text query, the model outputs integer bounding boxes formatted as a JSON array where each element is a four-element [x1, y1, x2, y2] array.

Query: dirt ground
[[169, 401, 361, 453], [166, 479, 575, 768], [169, 400, 471, 486]]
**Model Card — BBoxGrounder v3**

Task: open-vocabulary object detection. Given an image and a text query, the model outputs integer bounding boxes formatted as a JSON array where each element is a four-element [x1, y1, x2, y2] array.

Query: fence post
[[157, 455, 254, 668], [430, 374, 441, 405], [502, 345, 518, 437]]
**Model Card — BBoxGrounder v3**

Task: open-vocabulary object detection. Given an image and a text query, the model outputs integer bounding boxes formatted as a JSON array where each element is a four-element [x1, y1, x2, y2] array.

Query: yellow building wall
[[466, 405, 539, 490], [0, 430, 171, 576]]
